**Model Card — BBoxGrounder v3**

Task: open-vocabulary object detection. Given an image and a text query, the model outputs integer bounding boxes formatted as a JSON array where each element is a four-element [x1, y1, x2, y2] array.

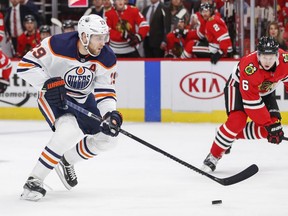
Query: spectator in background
[[103, 0, 113, 17], [39, 25, 51, 41], [4, 0, 40, 56], [16, 14, 40, 57], [167, 0, 190, 31], [105, 0, 149, 57], [90, 0, 105, 17], [62, 20, 76, 33], [19, 0, 39, 15], [267, 21, 288, 51], [142, 0, 171, 57], [0, 50, 12, 94]]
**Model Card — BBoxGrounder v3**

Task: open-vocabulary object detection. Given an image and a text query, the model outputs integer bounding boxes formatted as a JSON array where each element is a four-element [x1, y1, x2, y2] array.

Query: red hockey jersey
[[205, 14, 232, 54], [234, 49, 288, 126], [0, 12, 4, 43], [0, 50, 12, 80], [17, 30, 41, 58], [105, 5, 149, 54]]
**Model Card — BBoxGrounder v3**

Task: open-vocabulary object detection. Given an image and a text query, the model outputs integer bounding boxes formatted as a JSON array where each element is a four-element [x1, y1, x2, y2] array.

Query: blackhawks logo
[[244, 63, 257, 75], [282, 53, 288, 63], [258, 81, 274, 91], [116, 19, 132, 33]]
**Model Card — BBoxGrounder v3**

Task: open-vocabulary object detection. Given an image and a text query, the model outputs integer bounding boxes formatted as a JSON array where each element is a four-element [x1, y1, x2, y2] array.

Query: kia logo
[[180, 71, 227, 99]]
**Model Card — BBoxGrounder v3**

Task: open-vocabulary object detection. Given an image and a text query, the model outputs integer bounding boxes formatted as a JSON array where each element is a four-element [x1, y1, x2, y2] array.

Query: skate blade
[[54, 165, 72, 190]]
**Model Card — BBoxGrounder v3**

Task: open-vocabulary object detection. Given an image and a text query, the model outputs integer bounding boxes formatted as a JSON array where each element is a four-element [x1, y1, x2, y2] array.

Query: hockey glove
[[210, 51, 223, 64], [265, 121, 284, 144], [43, 77, 67, 109], [0, 78, 10, 93], [173, 29, 188, 38], [129, 34, 142, 47], [100, 111, 123, 137]]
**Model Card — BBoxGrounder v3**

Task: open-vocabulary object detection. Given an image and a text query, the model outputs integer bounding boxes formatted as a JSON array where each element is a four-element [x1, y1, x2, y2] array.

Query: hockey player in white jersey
[[17, 14, 123, 201]]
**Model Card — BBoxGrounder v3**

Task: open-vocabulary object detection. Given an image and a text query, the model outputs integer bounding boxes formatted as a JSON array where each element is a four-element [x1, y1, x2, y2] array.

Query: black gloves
[[128, 34, 142, 47], [43, 77, 67, 109], [0, 78, 9, 93], [210, 51, 223, 64], [100, 111, 123, 137], [173, 29, 188, 38], [265, 121, 284, 144]]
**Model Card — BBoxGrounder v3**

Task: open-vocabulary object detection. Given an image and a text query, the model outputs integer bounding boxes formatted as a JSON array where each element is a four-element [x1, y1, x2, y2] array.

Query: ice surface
[[0, 120, 288, 216]]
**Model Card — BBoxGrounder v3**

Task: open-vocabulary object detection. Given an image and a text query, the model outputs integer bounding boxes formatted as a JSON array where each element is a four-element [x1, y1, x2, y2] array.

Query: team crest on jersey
[[244, 63, 257, 75], [258, 81, 274, 91], [282, 53, 288, 63], [64, 66, 93, 90]]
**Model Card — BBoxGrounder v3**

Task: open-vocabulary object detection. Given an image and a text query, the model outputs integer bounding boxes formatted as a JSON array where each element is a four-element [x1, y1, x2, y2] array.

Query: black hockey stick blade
[[207, 164, 258, 186], [282, 136, 288, 141], [0, 92, 30, 107], [120, 128, 259, 186], [65, 100, 259, 186]]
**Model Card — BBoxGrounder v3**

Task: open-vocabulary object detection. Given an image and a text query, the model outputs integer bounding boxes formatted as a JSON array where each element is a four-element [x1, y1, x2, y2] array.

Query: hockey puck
[[212, 200, 222, 205]]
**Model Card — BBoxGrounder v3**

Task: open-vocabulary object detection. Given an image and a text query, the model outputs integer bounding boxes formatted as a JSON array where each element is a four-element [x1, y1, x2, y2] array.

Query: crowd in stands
[[1, 0, 288, 62]]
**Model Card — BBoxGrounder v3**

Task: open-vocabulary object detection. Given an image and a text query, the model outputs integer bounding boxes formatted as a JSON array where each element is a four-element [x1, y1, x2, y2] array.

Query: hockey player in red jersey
[[105, 0, 149, 57], [181, 3, 232, 63], [0, 50, 12, 93], [0, 12, 4, 43], [202, 36, 287, 172], [16, 15, 41, 58], [18, 14, 122, 201]]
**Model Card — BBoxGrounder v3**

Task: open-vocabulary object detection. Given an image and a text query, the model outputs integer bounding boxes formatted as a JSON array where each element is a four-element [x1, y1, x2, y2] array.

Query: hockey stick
[[51, 17, 62, 28], [65, 100, 259, 186], [0, 92, 30, 107]]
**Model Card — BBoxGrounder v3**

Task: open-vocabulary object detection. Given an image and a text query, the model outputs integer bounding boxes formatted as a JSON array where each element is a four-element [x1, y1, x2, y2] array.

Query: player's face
[[88, 34, 109, 55], [201, 10, 211, 20], [269, 25, 278, 38], [114, 0, 125, 10], [258, 54, 277, 70]]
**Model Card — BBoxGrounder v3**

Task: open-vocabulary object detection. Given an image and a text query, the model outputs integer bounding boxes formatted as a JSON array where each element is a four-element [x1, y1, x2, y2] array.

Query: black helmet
[[39, 25, 51, 33], [62, 20, 74, 30], [257, 36, 279, 55], [200, 2, 214, 14], [24, 14, 35, 23]]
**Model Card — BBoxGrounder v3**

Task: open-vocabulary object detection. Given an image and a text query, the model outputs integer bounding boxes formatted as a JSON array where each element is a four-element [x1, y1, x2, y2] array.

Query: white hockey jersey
[[17, 32, 117, 116]]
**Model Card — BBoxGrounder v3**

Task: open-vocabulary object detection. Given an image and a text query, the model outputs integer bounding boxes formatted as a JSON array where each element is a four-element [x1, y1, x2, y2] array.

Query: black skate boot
[[55, 156, 78, 190], [20, 176, 46, 201]]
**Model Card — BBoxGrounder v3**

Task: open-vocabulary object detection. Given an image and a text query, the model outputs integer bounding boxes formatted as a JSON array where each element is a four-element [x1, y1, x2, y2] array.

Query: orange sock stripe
[[79, 140, 93, 158], [41, 152, 58, 165]]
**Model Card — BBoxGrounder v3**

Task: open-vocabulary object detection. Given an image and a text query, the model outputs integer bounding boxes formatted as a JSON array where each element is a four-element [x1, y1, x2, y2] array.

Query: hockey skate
[[201, 153, 220, 172], [55, 156, 78, 190], [20, 176, 46, 201]]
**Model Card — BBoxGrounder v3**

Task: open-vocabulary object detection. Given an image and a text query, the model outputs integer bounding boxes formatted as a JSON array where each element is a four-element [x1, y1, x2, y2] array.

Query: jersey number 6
[[242, 80, 249, 91]]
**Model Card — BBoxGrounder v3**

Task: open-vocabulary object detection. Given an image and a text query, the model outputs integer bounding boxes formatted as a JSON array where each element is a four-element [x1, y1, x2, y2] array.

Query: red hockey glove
[[100, 111, 123, 137], [265, 121, 284, 144], [43, 77, 67, 109], [0, 78, 10, 93]]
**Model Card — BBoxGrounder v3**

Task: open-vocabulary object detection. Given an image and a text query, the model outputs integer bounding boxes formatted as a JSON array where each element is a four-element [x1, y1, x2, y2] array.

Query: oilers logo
[[64, 66, 93, 90]]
